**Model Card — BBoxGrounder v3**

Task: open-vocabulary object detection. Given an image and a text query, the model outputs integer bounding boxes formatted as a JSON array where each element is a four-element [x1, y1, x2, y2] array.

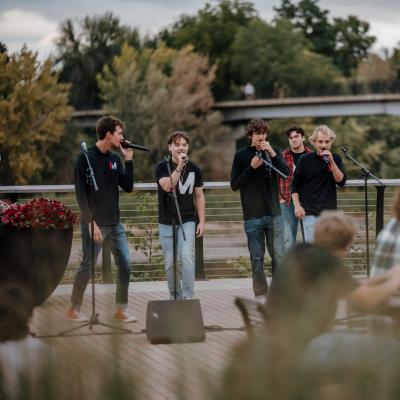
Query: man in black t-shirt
[[291, 125, 346, 242], [155, 131, 205, 299]]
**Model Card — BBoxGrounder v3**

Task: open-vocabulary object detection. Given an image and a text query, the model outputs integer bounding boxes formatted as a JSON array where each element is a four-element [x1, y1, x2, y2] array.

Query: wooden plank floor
[[29, 279, 254, 400]]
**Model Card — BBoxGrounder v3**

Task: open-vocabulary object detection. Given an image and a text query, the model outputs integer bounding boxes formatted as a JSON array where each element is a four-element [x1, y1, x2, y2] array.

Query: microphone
[[120, 139, 150, 152], [263, 150, 271, 163], [340, 146, 349, 154], [181, 154, 188, 163], [322, 155, 329, 164], [80, 140, 88, 152]]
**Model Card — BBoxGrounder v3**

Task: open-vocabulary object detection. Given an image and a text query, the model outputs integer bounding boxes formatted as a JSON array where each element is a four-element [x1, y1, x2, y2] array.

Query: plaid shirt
[[279, 147, 312, 204], [370, 218, 400, 334], [371, 218, 400, 277]]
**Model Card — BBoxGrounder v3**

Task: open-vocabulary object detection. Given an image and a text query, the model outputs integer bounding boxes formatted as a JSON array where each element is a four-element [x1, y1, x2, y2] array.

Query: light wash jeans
[[71, 222, 131, 308], [302, 215, 318, 242], [244, 215, 285, 296], [280, 202, 298, 251], [159, 221, 196, 299]]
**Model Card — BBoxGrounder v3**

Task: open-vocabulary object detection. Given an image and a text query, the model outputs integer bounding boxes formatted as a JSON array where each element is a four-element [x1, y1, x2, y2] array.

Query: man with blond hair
[[291, 125, 346, 242], [315, 210, 400, 312]]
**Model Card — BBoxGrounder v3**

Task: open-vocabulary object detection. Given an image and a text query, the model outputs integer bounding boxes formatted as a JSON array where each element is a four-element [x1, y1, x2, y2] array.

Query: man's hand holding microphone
[[251, 140, 276, 169]]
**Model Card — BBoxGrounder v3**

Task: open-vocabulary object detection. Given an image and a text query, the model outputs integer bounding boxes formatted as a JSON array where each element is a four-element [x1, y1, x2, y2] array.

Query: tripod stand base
[[32, 313, 133, 339]]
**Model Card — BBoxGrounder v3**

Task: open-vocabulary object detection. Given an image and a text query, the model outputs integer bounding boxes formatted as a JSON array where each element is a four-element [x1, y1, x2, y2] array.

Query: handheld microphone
[[181, 154, 188, 163], [322, 155, 329, 164], [263, 150, 271, 163], [80, 140, 88, 152], [340, 146, 349, 154], [120, 139, 150, 152]]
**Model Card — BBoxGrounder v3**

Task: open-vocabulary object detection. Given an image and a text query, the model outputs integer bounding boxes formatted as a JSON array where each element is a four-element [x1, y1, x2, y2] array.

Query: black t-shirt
[[155, 160, 203, 225], [291, 151, 346, 216], [292, 150, 307, 166]]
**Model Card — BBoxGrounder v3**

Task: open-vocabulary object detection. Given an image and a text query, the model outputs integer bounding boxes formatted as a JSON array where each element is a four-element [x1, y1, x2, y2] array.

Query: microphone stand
[[256, 151, 288, 180], [165, 155, 186, 300], [256, 151, 288, 279], [341, 147, 385, 276], [52, 145, 132, 337]]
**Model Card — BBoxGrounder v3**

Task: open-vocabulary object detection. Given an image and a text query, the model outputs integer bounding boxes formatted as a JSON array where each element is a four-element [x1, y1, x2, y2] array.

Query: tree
[[274, 0, 375, 77], [332, 16, 376, 77], [0, 47, 71, 185], [274, 0, 335, 56], [0, 42, 7, 54], [55, 12, 140, 110], [159, 0, 258, 99], [231, 18, 342, 97], [97, 43, 228, 181], [355, 53, 394, 93]]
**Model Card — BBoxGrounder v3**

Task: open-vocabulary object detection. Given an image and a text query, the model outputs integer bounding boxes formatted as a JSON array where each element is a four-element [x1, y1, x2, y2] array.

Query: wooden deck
[[29, 279, 254, 400]]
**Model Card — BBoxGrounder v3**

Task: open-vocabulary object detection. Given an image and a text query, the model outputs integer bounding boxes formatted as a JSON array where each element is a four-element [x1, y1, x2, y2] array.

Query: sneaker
[[255, 295, 267, 305], [67, 308, 88, 322], [114, 308, 137, 323]]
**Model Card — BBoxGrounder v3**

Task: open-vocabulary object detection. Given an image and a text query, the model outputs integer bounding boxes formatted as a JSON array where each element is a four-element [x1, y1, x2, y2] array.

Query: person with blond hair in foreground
[[218, 212, 400, 400], [314, 210, 400, 312]]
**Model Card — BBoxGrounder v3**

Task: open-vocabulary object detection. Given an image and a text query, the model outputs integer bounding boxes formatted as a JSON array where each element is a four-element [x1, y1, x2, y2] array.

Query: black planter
[[0, 226, 73, 306]]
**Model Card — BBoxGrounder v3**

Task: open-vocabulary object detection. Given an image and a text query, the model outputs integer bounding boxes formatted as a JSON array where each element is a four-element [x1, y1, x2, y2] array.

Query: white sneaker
[[255, 295, 267, 305], [114, 308, 137, 323], [67, 308, 89, 322]]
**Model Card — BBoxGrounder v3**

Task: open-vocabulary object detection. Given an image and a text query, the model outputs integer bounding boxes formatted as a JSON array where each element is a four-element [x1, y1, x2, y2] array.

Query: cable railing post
[[195, 235, 206, 280], [102, 238, 113, 283], [375, 185, 386, 236]]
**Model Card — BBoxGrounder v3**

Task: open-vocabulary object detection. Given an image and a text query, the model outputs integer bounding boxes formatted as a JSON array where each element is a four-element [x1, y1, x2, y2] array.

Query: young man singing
[[230, 119, 289, 300], [67, 116, 136, 323], [155, 131, 205, 300]]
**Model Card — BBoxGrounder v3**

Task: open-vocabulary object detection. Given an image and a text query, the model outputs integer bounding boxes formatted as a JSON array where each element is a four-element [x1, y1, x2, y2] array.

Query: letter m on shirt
[[179, 172, 195, 194]]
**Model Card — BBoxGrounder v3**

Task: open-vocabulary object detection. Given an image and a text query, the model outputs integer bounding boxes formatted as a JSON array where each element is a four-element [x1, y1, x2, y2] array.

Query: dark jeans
[[244, 215, 284, 296], [71, 222, 131, 307]]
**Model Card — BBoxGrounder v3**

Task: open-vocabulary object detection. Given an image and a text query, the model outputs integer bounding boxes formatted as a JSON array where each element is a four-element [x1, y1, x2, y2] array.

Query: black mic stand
[[256, 151, 288, 279], [341, 147, 385, 277], [44, 144, 132, 338], [165, 155, 186, 300]]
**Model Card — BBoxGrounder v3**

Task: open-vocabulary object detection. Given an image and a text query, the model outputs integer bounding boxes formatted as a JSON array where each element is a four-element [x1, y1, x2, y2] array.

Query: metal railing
[[1, 180, 399, 283]]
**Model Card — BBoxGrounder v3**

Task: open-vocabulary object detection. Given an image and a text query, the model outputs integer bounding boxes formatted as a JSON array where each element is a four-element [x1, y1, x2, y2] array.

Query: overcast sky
[[1, 0, 399, 59]]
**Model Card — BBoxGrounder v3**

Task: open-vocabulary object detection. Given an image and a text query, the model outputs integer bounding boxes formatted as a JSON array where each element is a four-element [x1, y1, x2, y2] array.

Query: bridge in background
[[215, 94, 400, 122], [71, 94, 400, 127]]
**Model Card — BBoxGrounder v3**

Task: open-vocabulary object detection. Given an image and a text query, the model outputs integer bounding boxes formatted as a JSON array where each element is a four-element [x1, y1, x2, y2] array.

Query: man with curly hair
[[230, 119, 288, 300]]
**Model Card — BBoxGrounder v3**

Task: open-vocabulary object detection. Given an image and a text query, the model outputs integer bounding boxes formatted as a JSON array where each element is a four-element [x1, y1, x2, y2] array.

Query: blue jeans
[[71, 222, 131, 308], [280, 202, 298, 251], [303, 215, 318, 242], [244, 215, 285, 296], [159, 222, 196, 299]]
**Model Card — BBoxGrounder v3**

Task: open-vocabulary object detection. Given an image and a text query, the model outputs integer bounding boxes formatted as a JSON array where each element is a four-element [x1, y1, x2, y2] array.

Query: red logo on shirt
[[108, 161, 117, 170]]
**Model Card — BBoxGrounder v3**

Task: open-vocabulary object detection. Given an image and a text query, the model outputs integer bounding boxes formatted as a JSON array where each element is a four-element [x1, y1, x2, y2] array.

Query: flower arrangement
[[0, 198, 78, 229]]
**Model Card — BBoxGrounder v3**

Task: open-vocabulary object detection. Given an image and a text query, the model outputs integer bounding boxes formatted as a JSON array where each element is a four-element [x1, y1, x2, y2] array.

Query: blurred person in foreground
[[370, 189, 400, 334], [0, 283, 53, 398], [217, 212, 400, 400]]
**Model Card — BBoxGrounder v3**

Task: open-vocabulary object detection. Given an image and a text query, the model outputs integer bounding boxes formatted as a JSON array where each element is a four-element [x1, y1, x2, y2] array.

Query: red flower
[[0, 198, 78, 230]]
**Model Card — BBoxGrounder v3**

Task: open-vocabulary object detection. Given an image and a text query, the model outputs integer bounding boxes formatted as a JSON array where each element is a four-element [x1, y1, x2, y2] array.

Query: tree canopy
[[55, 12, 140, 110], [0, 48, 71, 185], [97, 43, 228, 181]]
